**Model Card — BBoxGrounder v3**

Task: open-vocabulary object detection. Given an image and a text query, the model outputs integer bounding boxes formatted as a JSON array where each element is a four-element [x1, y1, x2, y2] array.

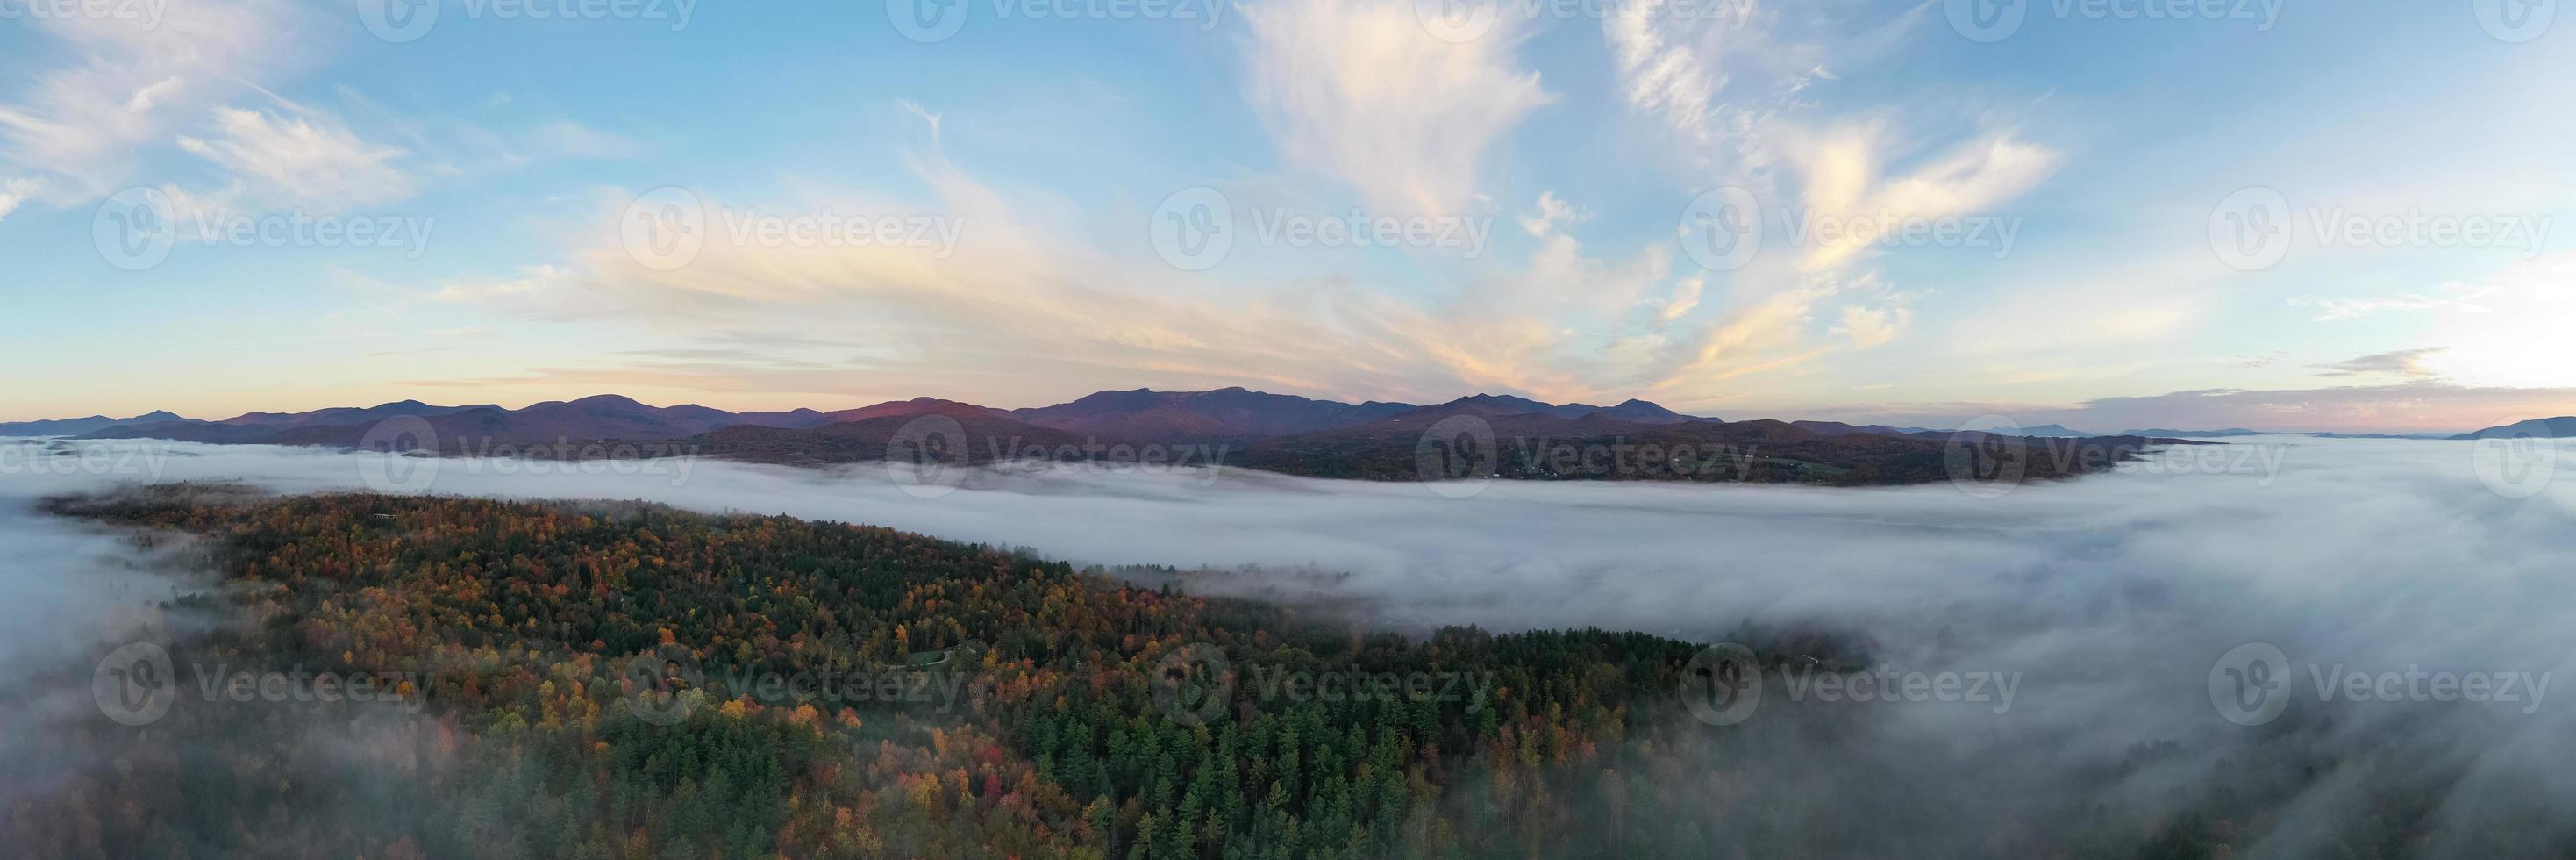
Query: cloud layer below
[[4, 433, 2572, 856]]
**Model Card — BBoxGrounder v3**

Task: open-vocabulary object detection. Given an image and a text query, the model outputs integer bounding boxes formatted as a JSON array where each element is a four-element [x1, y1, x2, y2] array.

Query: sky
[[0, 0, 2569, 434]]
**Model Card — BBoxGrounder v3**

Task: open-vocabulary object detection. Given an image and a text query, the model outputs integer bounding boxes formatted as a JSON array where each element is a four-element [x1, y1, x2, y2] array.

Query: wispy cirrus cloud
[[176, 98, 417, 211], [0, 0, 309, 205], [1242, 0, 1550, 215]]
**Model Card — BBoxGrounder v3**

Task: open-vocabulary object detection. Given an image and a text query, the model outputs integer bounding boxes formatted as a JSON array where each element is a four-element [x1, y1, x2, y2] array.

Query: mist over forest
[[4, 434, 2571, 856]]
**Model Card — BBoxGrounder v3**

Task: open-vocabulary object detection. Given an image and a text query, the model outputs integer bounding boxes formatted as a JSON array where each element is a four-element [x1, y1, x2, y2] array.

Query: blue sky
[[1, 0, 2568, 432]]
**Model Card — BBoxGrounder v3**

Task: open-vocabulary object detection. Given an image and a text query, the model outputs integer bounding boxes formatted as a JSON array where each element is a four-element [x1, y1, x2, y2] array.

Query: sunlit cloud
[[1242, 0, 1550, 214]]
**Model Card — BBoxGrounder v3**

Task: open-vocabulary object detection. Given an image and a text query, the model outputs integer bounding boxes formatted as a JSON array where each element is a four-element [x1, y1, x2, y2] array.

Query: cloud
[[1600, 1, 1930, 166], [1830, 303, 1908, 348], [2228, 351, 2288, 369], [896, 99, 943, 147], [176, 100, 415, 211], [1242, 0, 1550, 214], [526, 120, 643, 161], [1788, 125, 2060, 271], [1605, 4, 1724, 146], [2296, 293, 2495, 321], [1654, 275, 1703, 326], [1517, 190, 1579, 237], [420, 114, 1809, 410], [0, 0, 307, 204], [0, 176, 39, 222], [2314, 347, 2450, 380]]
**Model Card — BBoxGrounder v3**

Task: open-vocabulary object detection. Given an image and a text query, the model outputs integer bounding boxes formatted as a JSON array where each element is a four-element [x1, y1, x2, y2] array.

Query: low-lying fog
[[5, 434, 2572, 855]]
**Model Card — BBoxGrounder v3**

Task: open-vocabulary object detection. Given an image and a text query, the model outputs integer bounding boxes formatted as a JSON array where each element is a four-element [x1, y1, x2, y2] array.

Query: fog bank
[[4, 434, 2572, 856]]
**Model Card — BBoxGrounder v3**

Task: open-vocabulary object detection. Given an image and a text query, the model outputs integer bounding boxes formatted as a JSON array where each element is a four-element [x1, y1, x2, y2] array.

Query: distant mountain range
[[2, 388, 2229, 487], [0, 411, 193, 437], [7, 389, 1723, 448], [17, 395, 2543, 450], [2449, 417, 2576, 441]]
